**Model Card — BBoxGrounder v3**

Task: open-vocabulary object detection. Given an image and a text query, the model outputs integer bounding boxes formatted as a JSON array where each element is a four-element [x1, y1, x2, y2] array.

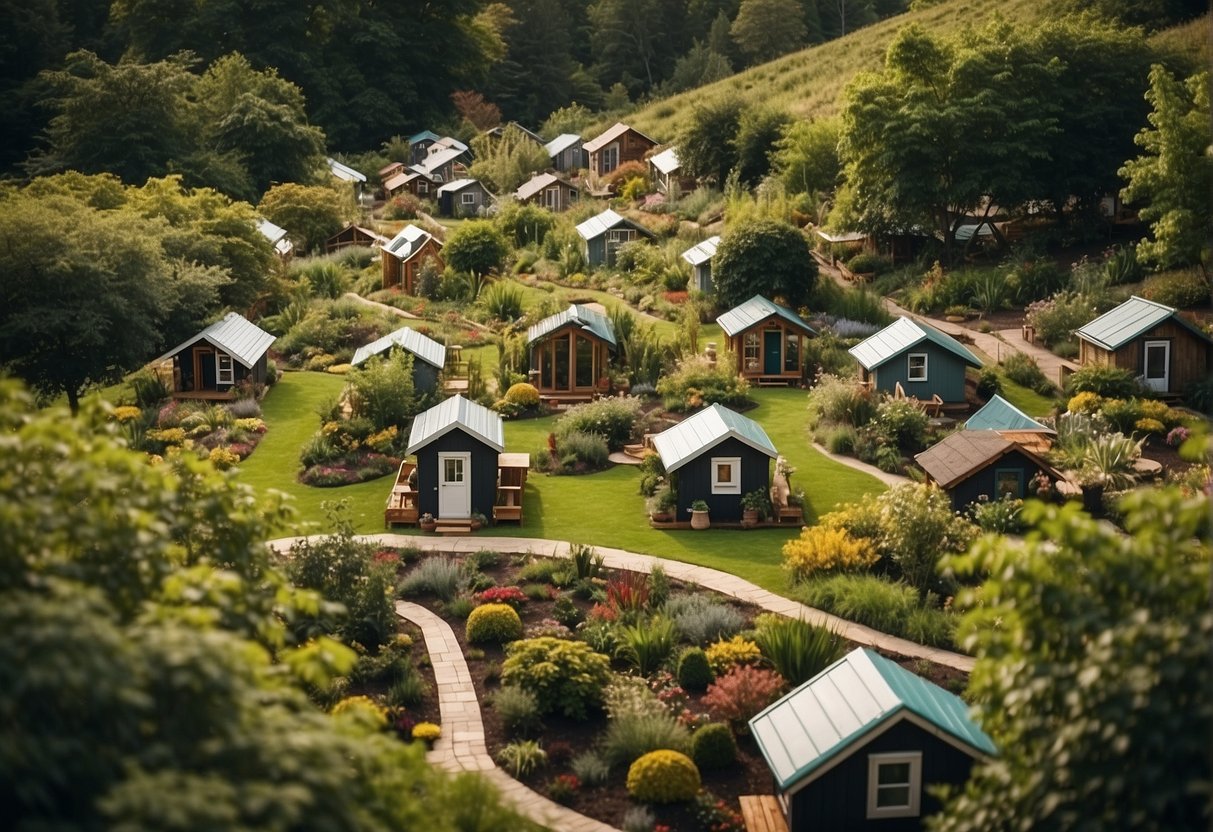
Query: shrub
[[1025, 292, 1102, 349], [871, 398, 929, 450], [626, 750, 701, 803], [1006, 258, 1068, 304], [476, 586, 528, 609], [676, 647, 714, 692], [846, 252, 893, 275], [702, 665, 785, 728], [1065, 365, 1142, 399], [969, 495, 1026, 534], [875, 484, 975, 598], [752, 615, 845, 686], [604, 674, 668, 721], [691, 723, 737, 770], [1100, 398, 1145, 433], [665, 594, 745, 645], [656, 354, 750, 411], [399, 556, 465, 602], [705, 636, 762, 674], [606, 570, 651, 617], [603, 712, 692, 767], [782, 525, 878, 581], [537, 430, 610, 474], [480, 280, 526, 321], [386, 672, 429, 708], [497, 739, 548, 778], [1141, 269, 1208, 308], [519, 557, 566, 584], [791, 574, 958, 649], [1000, 352, 1053, 395], [571, 750, 612, 787], [621, 806, 657, 832], [501, 637, 612, 719], [808, 373, 876, 427], [492, 685, 543, 737], [552, 594, 583, 628], [466, 603, 524, 644], [504, 382, 540, 407], [546, 772, 580, 805], [976, 367, 1002, 399], [554, 396, 642, 451], [616, 616, 678, 674], [1067, 391, 1103, 414]]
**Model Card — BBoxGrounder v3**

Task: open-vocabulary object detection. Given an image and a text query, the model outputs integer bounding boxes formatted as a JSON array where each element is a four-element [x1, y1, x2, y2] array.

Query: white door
[[438, 452, 471, 519], [1143, 340, 1170, 393]]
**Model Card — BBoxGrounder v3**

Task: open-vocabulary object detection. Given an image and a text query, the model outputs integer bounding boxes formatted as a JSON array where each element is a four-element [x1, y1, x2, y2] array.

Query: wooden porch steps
[[739, 795, 788, 832], [433, 523, 472, 535]]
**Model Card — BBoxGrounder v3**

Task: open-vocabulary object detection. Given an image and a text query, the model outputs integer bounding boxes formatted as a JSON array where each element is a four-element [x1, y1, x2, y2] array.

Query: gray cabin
[[151, 312, 275, 400], [849, 317, 981, 404], [575, 209, 656, 268], [682, 235, 720, 294], [406, 395, 504, 522], [351, 326, 447, 395], [437, 179, 491, 218], [544, 133, 587, 173]]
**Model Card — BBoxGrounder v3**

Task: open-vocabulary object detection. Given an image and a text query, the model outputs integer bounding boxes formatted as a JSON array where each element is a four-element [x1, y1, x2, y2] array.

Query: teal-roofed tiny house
[[575, 209, 656, 268], [150, 313, 275, 400], [1075, 295, 1213, 397], [527, 304, 617, 402], [351, 326, 447, 396], [717, 295, 816, 386], [849, 317, 981, 404], [750, 648, 996, 831], [651, 404, 778, 524], [965, 394, 1055, 454]]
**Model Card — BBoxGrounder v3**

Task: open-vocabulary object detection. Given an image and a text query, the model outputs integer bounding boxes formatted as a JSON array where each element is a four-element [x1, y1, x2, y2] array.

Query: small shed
[[583, 122, 658, 177], [381, 224, 444, 293], [649, 146, 695, 197], [527, 304, 616, 400], [717, 295, 817, 385], [437, 178, 492, 218], [1075, 295, 1213, 396], [965, 394, 1055, 453], [351, 326, 447, 394], [545, 133, 586, 173], [749, 648, 997, 832], [914, 430, 1061, 511], [418, 144, 468, 184], [326, 157, 367, 200], [378, 161, 405, 182], [406, 395, 504, 522], [575, 208, 656, 267], [651, 403, 778, 523], [256, 217, 294, 260], [325, 224, 389, 253], [681, 235, 720, 293], [514, 172, 582, 212], [151, 312, 275, 399], [849, 317, 981, 404], [483, 122, 546, 145]]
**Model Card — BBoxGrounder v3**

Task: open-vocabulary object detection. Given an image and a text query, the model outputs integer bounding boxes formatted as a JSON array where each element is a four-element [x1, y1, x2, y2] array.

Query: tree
[[735, 107, 791, 186], [773, 117, 842, 195], [1056, 0, 1207, 31], [0, 194, 168, 414], [588, 0, 688, 95], [711, 218, 817, 307], [444, 220, 510, 277], [0, 379, 541, 830], [661, 40, 733, 95], [484, 0, 581, 125], [680, 98, 744, 186], [540, 102, 596, 138], [467, 124, 550, 193], [730, 0, 806, 66], [935, 489, 1211, 831], [1119, 66, 1212, 277], [258, 183, 349, 254]]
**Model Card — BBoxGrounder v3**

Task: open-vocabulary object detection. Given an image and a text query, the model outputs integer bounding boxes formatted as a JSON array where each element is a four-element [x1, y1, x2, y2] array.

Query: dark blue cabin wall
[[673, 437, 772, 523], [787, 719, 979, 832], [413, 429, 499, 520], [945, 449, 1050, 512], [176, 340, 257, 392], [872, 342, 971, 403]]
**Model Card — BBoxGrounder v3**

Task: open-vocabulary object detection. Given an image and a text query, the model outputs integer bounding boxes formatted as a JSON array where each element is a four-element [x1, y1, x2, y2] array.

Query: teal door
[[763, 331, 781, 374]]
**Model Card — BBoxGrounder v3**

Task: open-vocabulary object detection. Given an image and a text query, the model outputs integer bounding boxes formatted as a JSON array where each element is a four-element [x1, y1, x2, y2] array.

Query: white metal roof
[[406, 395, 505, 455], [326, 157, 367, 183], [515, 172, 559, 201], [255, 218, 293, 256], [544, 133, 582, 157], [849, 317, 981, 371], [814, 229, 867, 244], [575, 208, 656, 241], [420, 146, 465, 174], [1075, 295, 1199, 350], [526, 304, 616, 347], [649, 146, 680, 175], [351, 326, 446, 369], [436, 178, 479, 195], [681, 235, 720, 267], [382, 225, 439, 262], [151, 312, 275, 369], [716, 295, 815, 338], [651, 403, 777, 473]]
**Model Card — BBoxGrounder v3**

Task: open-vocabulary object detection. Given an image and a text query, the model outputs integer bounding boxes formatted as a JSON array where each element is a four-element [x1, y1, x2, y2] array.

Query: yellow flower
[[113, 405, 142, 423], [412, 722, 441, 742]]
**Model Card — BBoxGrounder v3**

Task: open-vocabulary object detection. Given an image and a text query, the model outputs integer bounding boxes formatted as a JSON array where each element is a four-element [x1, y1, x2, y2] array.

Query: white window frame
[[544, 186, 560, 209], [601, 144, 619, 173], [418, 181, 429, 194], [711, 456, 741, 495], [461, 191, 476, 205], [866, 752, 922, 819], [907, 352, 928, 382], [216, 353, 234, 385]]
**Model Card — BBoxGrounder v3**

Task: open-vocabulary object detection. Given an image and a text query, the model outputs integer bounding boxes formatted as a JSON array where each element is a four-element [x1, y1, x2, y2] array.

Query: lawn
[[994, 373, 1060, 418]]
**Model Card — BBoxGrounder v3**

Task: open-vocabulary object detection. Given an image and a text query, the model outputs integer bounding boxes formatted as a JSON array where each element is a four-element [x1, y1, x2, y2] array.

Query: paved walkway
[[996, 327, 1079, 389], [342, 292, 419, 320], [811, 441, 913, 488]]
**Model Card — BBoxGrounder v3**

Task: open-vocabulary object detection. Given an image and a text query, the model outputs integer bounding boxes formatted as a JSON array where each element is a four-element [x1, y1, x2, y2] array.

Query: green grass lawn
[[994, 373, 1060, 418]]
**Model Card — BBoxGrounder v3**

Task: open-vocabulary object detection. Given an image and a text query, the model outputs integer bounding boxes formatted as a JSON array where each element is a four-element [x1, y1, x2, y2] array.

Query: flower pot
[[741, 508, 759, 527], [419, 519, 437, 532], [650, 512, 673, 524], [690, 509, 710, 530]]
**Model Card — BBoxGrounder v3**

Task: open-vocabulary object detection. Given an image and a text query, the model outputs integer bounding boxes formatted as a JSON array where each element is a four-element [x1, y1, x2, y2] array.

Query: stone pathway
[[811, 441, 913, 488], [341, 291, 419, 320]]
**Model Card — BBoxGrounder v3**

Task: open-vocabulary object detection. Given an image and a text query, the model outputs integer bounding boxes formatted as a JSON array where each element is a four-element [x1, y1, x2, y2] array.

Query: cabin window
[[575, 334, 595, 388], [743, 332, 761, 372], [784, 333, 800, 372], [418, 181, 428, 194], [711, 457, 741, 494], [544, 187, 560, 209], [216, 353, 234, 385], [867, 752, 921, 819], [461, 192, 476, 205], [601, 144, 619, 173], [607, 229, 636, 244], [995, 468, 1022, 500], [907, 353, 928, 382]]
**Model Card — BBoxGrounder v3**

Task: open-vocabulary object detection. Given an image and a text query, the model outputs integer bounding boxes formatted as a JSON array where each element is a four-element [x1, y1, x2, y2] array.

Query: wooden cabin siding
[[870, 343, 969, 403], [691, 263, 712, 293], [529, 325, 612, 394], [787, 720, 978, 832], [383, 240, 443, 293], [414, 429, 499, 521], [1083, 320, 1211, 395], [673, 437, 771, 523], [553, 146, 586, 172], [727, 318, 812, 382], [590, 130, 655, 176]]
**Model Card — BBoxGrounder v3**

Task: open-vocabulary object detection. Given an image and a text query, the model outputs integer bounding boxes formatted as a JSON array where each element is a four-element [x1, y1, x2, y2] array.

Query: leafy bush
[[691, 723, 737, 770], [497, 739, 548, 777], [476, 586, 528, 608], [535, 430, 610, 474], [870, 484, 975, 597], [604, 674, 667, 721], [480, 281, 526, 321], [704, 636, 762, 674], [603, 712, 692, 767], [626, 750, 701, 804], [554, 396, 642, 451], [621, 806, 656, 832], [808, 373, 876, 427], [782, 525, 878, 581], [1025, 292, 1102, 349], [504, 382, 540, 407], [1100, 398, 1145, 433], [656, 354, 750, 411], [399, 556, 465, 602], [665, 594, 745, 645], [792, 574, 957, 649], [570, 751, 611, 787], [347, 349, 421, 430], [615, 617, 677, 674], [702, 665, 785, 728], [823, 424, 859, 454], [501, 637, 612, 719], [492, 685, 543, 737], [752, 615, 845, 687], [676, 647, 714, 692], [871, 398, 929, 450], [466, 603, 524, 644], [976, 367, 1002, 399], [1006, 258, 1068, 304], [1000, 352, 1053, 395], [1065, 365, 1142, 399], [846, 252, 893, 275], [386, 671, 429, 708], [969, 495, 1026, 534], [1141, 269, 1208, 308]]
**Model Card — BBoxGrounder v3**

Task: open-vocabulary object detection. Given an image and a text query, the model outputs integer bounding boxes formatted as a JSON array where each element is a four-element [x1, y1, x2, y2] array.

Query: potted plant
[[1076, 433, 1141, 516], [648, 483, 677, 523], [470, 511, 487, 531], [689, 499, 710, 530], [740, 488, 772, 526], [419, 512, 437, 532]]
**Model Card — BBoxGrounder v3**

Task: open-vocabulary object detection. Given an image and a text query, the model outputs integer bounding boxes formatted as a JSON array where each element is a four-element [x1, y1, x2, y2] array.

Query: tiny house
[[256, 217, 293, 260], [965, 394, 1055, 454], [750, 648, 997, 832], [681, 236, 720, 294], [406, 395, 504, 522], [515, 172, 583, 212], [583, 122, 657, 177], [849, 317, 981, 404], [151, 313, 275, 400], [914, 430, 1061, 511], [527, 304, 616, 401], [381, 224, 444, 293], [575, 209, 656, 268], [649, 146, 695, 197], [544, 133, 586, 173], [326, 157, 367, 201], [651, 404, 778, 523], [351, 326, 447, 395], [717, 295, 817, 385], [325, 224, 389, 254], [437, 179, 492, 218]]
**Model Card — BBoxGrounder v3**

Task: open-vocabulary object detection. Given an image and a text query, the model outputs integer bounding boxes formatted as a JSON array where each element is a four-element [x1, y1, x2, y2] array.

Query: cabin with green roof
[[965, 394, 1055, 454], [526, 304, 616, 402], [716, 295, 817, 386], [849, 317, 981, 404], [750, 647, 996, 831]]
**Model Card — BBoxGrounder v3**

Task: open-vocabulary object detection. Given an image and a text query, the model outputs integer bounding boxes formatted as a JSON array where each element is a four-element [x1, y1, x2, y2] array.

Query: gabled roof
[[1075, 295, 1212, 350], [583, 122, 657, 153], [574, 209, 655, 241], [814, 229, 867, 244], [716, 295, 816, 339], [436, 178, 483, 195], [406, 395, 504, 455], [383, 171, 416, 191], [515, 172, 579, 202], [966, 395, 1054, 434], [849, 317, 981, 371], [527, 304, 616, 347], [378, 161, 405, 177], [419, 146, 466, 175], [382, 225, 440, 263], [351, 326, 446, 369], [485, 122, 546, 144], [750, 648, 996, 793], [326, 224, 390, 247], [651, 403, 778, 474], [649, 146, 680, 175], [151, 312, 275, 369], [914, 430, 1059, 489], [255, 218, 293, 256], [433, 136, 469, 153], [544, 133, 582, 157], [681, 235, 720, 267], [409, 130, 442, 146], [326, 157, 367, 183]]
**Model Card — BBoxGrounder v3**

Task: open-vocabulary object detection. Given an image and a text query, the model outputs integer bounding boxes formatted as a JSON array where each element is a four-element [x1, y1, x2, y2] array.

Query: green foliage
[[870, 398, 929, 450], [665, 593, 746, 645], [497, 739, 548, 778], [444, 221, 509, 277], [536, 430, 611, 474], [731, 0, 807, 66], [571, 750, 612, 787], [1025, 291, 1104, 350], [1005, 257, 1068, 305], [258, 183, 349, 253], [969, 495, 1026, 534], [937, 490, 1211, 831], [691, 723, 738, 771], [626, 750, 702, 804], [869, 484, 976, 598], [466, 603, 524, 645], [492, 685, 543, 737], [775, 117, 842, 195], [554, 396, 642, 451], [347, 349, 420, 430], [603, 712, 692, 768], [752, 614, 846, 686], [495, 202, 557, 248], [712, 218, 817, 308], [616, 616, 678, 674], [999, 352, 1053, 396], [791, 573, 958, 649], [468, 125, 551, 194], [501, 637, 613, 719], [656, 354, 750, 411], [676, 647, 715, 692], [705, 635, 763, 675], [808, 373, 877, 427], [679, 98, 743, 185], [399, 556, 465, 603], [480, 281, 526, 321], [1065, 365, 1143, 399], [1140, 268, 1209, 308], [571, 544, 606, 581], [976, 367, 1002, 400]]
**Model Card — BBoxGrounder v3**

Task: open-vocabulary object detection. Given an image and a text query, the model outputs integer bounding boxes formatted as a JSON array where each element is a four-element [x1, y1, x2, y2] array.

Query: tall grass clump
[[398, 556, 465, 602], [665, 594, 745, 645], [752, 614, 845, 686], [792, 574, 957, 649], [602, 713, 691, 767]]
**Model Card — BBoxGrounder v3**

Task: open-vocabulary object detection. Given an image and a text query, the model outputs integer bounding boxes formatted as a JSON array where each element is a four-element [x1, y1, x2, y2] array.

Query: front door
[[195, 347, 216, 390], [1143, 340, 1169, 393], [763, 330, 782, 374], [438, 452, 471, 519]]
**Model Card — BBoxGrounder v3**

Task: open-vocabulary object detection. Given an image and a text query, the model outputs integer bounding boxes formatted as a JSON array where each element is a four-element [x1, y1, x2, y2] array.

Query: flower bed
[[119, 398, 270, 469]]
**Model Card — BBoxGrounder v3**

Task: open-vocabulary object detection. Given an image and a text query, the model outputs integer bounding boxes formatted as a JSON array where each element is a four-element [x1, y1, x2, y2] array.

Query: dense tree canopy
[[680, 98, 744, 186], [444, 221, 511, 277], [731, 0, 807, 65], [258, 183, 351, 254], [712, 218, 817, 307], [773, 117, 841, 196]]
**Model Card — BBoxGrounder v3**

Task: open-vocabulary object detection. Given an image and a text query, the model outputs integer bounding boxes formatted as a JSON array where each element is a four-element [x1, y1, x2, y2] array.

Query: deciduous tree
[[773, 117, 841, 196], [730, 0, 806, 66], [258, 182, 349, 254], [680, 98, 744, 186], [711, 218, 817, 307], [444, 220, 510, 277]]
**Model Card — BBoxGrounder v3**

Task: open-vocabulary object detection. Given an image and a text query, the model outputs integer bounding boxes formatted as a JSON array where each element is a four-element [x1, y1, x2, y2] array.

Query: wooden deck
[[384, 461, 419, 527], [494, 453, 529, 524], [740, 796, 788, 832]]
